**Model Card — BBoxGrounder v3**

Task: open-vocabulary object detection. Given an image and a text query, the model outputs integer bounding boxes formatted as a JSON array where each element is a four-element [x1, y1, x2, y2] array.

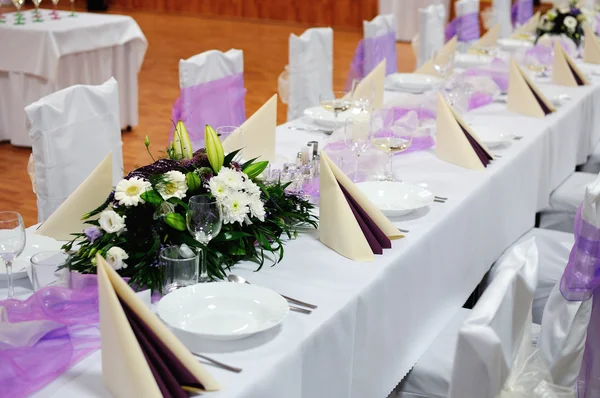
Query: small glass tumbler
[[161, 245, 199, 294], [30, 251, 71, 291]]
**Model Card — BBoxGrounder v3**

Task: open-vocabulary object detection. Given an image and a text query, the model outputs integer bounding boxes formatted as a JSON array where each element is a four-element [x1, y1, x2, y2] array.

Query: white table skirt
[[14, 66, 600, 398], [0, 12, 147, 146], [379, 0, 450, 41]]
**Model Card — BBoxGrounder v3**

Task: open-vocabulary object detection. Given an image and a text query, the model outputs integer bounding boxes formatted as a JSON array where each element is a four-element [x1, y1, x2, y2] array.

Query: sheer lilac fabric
[[445, 12, 480, 42], [512, 0, 533, 26], [468, 92, 494, 110], [559, 206, 600, 397], [0, 274, 100, 398], [345, 32, 397, 91], [464, 62, 509, 92], [170, 73, 247, 149], [596, 15, 600, 36]]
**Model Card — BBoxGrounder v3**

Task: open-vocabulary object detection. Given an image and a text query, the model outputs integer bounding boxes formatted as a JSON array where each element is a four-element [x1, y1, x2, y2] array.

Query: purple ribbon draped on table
[[170, 73, 247, 149], [559, 206, 600, 398], [0, 274, 100, 398], [526, 44, 555, 66], [596, 14, 600, 36], [512, 0, 533, 27], [345, 32, 397, 91], [468, 92, 494, 110], [445, 12, 480, 43]]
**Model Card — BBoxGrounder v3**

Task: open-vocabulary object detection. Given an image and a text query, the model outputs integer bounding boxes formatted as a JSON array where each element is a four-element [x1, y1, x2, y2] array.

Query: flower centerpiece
[[63, 122, 318, 292], [536, 1, 587, 46]]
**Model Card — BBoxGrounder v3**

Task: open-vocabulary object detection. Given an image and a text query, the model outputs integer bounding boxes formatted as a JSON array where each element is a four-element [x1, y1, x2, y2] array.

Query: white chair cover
[[25, 77, 123, 222], [492, 0, 513, 38], [540, 172, 597, 233], [179, 49, 243, 89], [363, 14, 398, 75], [455, 0, 481, 51], [287, 28, 333, 121], [448, 238, 539, 398], [416, 5, 447, 68]]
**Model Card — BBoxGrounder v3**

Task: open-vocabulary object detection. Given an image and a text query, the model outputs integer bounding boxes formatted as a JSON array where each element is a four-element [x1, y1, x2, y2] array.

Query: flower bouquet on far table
[[62, 122, 318, 292], [536, 1, 587, 46]]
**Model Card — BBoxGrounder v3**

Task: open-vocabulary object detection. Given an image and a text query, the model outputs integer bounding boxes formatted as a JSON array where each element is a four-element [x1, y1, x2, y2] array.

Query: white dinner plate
[[497, 38, 534, 52], [470, 125, 513, 148], [0, 233, 63, 281], [303, 106, 359, 128], [455, 53, 494, 68], [157, 282, 289, 341], [356, 181, 434, 217], [385, 73, 441, 93]]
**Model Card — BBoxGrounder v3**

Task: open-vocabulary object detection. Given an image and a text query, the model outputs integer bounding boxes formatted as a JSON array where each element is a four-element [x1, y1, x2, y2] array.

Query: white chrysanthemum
[[208, 176, 230, 200], [244, 178, 261, 196], [158, 170, 187, 200], [99, 210, 126, 234], [106, 246, 129, 270], [222, 191, 250, 224], [114, 177, 151, 207], [560, 7, 570, 14], [217, 167, 244, 190], [249, 196, 266, 221], [564, 15, 578, 32]]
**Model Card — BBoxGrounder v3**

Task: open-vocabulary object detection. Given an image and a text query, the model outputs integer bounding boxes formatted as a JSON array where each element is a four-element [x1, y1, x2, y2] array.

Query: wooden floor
[[0, 9, 415, 226]]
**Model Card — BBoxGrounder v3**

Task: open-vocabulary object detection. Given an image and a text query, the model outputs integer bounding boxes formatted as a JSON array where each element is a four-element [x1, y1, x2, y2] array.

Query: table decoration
[[11, 0, 24, 24], [536, 2, 586, 47], [551, 40, 589, 87], [507, 58, 556, 118], [50, 0, 59, 19], [435, 93, 494, 170], [62, 123, 317, 292], [31, 0, 42, 22], [96, 253, 220, 395], [463, 59, 509, 93], [583, 22, 600, 63]]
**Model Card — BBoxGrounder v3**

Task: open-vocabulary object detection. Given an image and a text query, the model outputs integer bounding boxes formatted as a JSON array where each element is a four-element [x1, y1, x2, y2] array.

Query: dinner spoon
[[227, 274, 317, 310]]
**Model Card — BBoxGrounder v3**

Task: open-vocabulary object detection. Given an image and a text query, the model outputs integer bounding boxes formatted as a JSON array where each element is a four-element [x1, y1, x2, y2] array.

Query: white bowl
[[455, 53, 494, 68], [356, 181, 434, 217], [157, 282, 289, 341], [1, 233, 63, 281], [497, 38, 534, 52], [470, 125, 514, 148], [385, 73, 441, 93], [303, 106, 359, 128]]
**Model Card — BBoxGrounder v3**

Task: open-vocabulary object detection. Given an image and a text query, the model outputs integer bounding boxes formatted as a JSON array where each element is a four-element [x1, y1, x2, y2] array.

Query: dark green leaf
[[141, 190, 163, 205]]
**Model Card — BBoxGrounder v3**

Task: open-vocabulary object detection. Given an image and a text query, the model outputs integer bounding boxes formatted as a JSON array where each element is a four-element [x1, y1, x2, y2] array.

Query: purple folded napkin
[[525, 80, 553, 115], [459, 123, 492, 166]]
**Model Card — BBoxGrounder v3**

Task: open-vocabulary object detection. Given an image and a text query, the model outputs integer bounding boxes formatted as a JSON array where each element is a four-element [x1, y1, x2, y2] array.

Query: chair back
[[416, 4, 447, 68]]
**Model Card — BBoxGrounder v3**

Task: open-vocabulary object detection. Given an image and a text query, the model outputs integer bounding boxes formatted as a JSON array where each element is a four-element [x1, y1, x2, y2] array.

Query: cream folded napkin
[[354, 59, 386, 109], [319, 152, 403, 262], [511, 11, 540, 38], [474, 25, 500, 48], [507, 58, 555, 118], [97, 254, 219, 397], [223, 94, 277, 162], [552, 40, 589, 87], [35, 154, 113, 241], [416, 36, 457, 76], [435, 93, 494, 170], [583, 23, 600, 64]]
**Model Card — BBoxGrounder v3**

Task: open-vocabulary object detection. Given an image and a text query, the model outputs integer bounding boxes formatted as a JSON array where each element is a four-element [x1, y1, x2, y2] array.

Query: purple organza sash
[[468, 91, 494, 110], [445, 12, 480, 43], [345, 32, 397, 91], [464, 64, 509, 93], [596, 14, 600, 36], [512, 0, 533, 26], [559, 206, 600, 397], [170, 73, 247, 149], [0, 274, 100, 398]]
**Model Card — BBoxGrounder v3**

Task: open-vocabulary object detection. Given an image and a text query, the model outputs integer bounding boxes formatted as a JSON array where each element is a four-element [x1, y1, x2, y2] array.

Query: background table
[[0, 11, 147, 147]]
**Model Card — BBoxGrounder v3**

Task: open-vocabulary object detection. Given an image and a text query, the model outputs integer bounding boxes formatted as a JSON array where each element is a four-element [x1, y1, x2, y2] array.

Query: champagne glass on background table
[[320, 91, 352, 121], [370, 109, 414, 181], [186, 196, 222, 283], [344, 115, 371, 182], [69, 0, 76, 17], [50, 0, 60, 19], [11, 0, 25, 25], [31, 0, 43, 22], [0, 212, 25, 298]]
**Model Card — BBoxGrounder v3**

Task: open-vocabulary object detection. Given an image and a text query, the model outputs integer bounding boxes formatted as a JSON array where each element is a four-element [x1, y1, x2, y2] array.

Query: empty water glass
[[30, 251, 71, 291], [344, 114, 371, 182], [216, 126, 244, 161], [0, 212, 25, 298], [161, 245, 199, 294]]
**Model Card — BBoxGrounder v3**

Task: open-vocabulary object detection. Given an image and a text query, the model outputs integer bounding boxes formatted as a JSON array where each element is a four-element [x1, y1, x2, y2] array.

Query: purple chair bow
[[445, 12, 480, 43], [345, 32, 397, 91], [512, 0, 533, 27]]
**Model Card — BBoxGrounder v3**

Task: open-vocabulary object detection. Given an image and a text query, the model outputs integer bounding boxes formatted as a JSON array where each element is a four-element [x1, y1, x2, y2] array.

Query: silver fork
[[513, 135, 523, 140], [192, 353, 243, 373]]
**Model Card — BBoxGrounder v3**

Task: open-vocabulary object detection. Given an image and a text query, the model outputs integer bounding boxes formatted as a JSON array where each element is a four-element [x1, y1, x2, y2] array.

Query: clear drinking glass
[[216, 126, 244, 161], [0, 212, 26, 298], [11, 0, 25, 24], [69, 0, 75, 16], [370, 109, 414, 181], [431, 49, 455, 82], [344, 115, 371, 182], [160, 245, 199, 294], [351, 78, 374, 114], [185, 196, 222, 283], [31, 0, 43, 22], [50, 0, 60, 19], [30, 251, 71, 291], [320, 90, 352, 120]]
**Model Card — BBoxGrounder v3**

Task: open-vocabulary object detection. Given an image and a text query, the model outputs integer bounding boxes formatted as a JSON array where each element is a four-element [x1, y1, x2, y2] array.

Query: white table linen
[[0, 11, 147, 146], [11, 63, 600, 398], [379, 0, 450, 42]]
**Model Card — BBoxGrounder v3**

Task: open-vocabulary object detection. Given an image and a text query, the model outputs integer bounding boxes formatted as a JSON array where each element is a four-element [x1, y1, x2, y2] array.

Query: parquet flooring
[[0, 9, 415, 226]]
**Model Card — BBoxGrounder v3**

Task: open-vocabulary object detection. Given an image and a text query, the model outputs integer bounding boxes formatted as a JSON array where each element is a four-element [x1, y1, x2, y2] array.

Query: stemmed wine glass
[[431, 49, 455, 85], [185, 196, 222, 283], [344, 115, 371, 182], [69, 0, 76, 17], [11, 0, 25, 25], [216, 126, 244, 162], [320, 90, 352, 121], [31, 0, 43, 22], [50, 0, 60, 19], [370, 108, 415, 181], [351, 78, 375, 114], [0, 212, 26, 298]]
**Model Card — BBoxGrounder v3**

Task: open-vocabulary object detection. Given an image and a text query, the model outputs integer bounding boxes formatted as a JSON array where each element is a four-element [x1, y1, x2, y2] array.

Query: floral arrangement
[[536, 1, 587, 46], [62, 122, 318, 292]]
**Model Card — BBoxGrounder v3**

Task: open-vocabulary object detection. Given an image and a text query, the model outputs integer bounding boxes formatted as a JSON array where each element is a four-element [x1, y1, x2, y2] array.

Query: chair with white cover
[[539, 172, 597, 233], [389, 238, 539, 398], [170, 49, 246, 148], [415, 5, 447, 68], [284, 28, 333, 121], [491, 0, 512, 38], [445, 0, 480, 51], [25, 77, 123, 223]]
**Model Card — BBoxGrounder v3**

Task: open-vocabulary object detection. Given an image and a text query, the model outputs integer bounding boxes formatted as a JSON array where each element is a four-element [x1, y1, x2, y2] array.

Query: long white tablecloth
[[13, 65, 600, 398], [0, 11, 147, 146]]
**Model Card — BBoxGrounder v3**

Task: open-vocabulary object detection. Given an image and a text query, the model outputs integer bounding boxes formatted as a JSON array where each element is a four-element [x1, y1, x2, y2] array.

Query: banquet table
[[0, 11, 147, 147], [8, 62, 600, 397], [378, 0, 451, 41]]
